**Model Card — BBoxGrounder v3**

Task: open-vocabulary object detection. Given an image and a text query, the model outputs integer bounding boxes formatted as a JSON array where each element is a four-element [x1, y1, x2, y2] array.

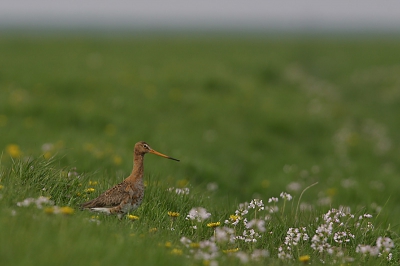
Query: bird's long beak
[[149, 149, 180, 162]]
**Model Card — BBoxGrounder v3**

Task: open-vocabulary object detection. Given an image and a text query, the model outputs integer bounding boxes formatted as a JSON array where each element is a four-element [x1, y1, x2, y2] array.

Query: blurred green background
[[1, 35, 400, 219]]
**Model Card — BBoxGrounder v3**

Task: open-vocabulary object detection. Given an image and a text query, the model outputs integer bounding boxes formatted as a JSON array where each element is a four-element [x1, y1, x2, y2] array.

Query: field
[[1, 34, 400, 265]]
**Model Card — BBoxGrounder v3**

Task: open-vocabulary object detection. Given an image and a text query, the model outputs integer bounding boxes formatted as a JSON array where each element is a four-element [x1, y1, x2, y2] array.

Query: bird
[[81, 141, 179, 218]]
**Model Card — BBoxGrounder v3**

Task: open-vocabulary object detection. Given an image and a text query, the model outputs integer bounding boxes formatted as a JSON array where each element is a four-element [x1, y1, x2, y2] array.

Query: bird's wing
[[81, 182, 130, 209]]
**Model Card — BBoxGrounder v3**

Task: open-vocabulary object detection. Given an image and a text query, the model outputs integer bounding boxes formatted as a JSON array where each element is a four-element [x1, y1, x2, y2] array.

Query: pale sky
[[1, 0, 400, 31]]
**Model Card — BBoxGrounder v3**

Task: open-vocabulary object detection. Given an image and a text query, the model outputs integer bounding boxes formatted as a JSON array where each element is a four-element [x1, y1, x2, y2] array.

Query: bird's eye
[[143, 144, 149, 149]]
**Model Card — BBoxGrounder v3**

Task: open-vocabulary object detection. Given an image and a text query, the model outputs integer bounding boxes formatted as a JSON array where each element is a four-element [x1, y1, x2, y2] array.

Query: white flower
[[377, 237, 394, 252], [280, 192, 292, 201], [246, 219, 266, 232], [17, 196, 54, 209], [286, 182, 302, 192], [266, 205, 279, 213], [207, 182, 218, 191], [186, 207, 211, 222], [249, 199, 264, 211], [212, 226, 235, 243], [251, 249, 269, 261], [168, 187, 190, 195], [268, 197, 278, 203], [180, 236, 192, 247], [236, 251, 249, 263]]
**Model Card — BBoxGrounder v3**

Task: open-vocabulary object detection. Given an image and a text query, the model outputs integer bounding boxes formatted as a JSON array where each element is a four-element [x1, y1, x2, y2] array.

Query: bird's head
[[135, 141, 180, 161]]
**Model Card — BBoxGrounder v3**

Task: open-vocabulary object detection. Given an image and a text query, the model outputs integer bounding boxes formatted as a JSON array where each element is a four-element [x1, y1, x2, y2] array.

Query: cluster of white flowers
[[17, 196, 54, 209], [356, 236, 394, 261], [180, 195, 392, 265], [248, 199, 264, 211], [280, 192, 293, 201], [278, 227, 309, 260], [311, 208, 356, 255], [286, 227, 309, 245], [182, 201, 272, 265], [268, 197, 278, 203], [180, 237, 219, 265], [246, 219, 266, 233], [235, 249, 269, 264], [186, 207, 211, 222], [236, 228, 260, 243], [167, 187, 190, 195], [234, 202, 249, 217], [211, 226, 235, 243], [67, 167, 81, 178]]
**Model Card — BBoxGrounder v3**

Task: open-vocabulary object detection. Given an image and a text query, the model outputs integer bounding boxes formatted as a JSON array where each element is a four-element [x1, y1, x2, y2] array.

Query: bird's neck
[[129, 153, 144, 182]]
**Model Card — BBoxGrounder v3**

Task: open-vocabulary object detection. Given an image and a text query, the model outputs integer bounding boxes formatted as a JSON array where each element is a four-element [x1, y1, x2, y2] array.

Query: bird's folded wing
[[81, 184, 130, 208]]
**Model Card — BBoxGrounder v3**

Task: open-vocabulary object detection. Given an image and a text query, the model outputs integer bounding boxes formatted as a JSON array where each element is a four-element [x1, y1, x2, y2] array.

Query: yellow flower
[[85, 188, 95, 193], [177, 179, 189, 188], [113, 155, 122, 165], [149, 228, 158, 233], [261, 179, 270, 188], [223, 248, 239, 253], [326, 188, 337, 197], [43, 152, 52, 159], [207, 222, 220, 228], [0, 185, 4, 190], [189, 243, 200, 249], [170, 248, 183, 255], [168, 211, 180, 217], [6, 144, 21, 158], [165, 241, 172, 248], [59, 206, 74, 215], [229, 215, 240, 221], [127, 215, 139, 221], [44, 207, 55, 214], [88, 180, 98, 186], [299, 255, 310, 263]]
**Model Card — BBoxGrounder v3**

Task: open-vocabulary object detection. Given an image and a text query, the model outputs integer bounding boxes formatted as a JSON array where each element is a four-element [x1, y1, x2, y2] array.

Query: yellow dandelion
[[43, 152, 52, 159], [261, 179, 270, 188], [229, 215, 240, 221], [189, 242, 200, 249], [177, 179, 189, 188], [223, 248, 239, 253], [59, 206, 74, 215], [85, 188, 95, 193], [299, 255, 310, 263], [6, 144, 21, 158], [168, 211, 180, 217], [326, 188, 337, 197], [127, 215, 139, 221], [170, 248, 183, 255], [207, 222, 220, 228], [90, 215, 99, 219], [165, 241, 172, 248], [88, 180, 98, 186], [149, 228, 158, 233], [113, 155, 122, 165], [0, 185, 4, 190], [44, 207, 55, 214]]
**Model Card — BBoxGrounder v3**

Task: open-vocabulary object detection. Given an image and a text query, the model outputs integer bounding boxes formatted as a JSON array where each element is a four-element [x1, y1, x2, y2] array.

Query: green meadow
[[0, 34, 400, 265]]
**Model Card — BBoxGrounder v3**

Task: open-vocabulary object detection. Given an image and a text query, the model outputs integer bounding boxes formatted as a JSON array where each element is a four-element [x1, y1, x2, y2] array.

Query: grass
[[0, 34, 400, 265]]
